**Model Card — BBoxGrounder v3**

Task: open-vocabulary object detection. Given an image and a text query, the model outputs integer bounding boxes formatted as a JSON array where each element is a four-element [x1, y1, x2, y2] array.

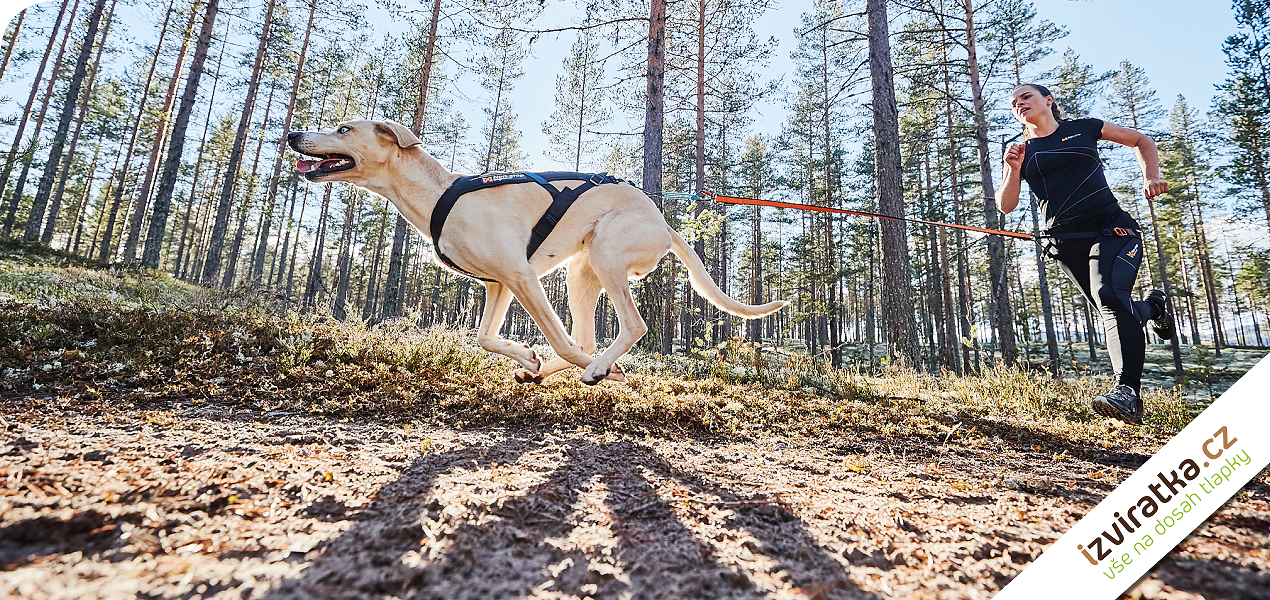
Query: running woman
[[996, 83, 1176, 426]]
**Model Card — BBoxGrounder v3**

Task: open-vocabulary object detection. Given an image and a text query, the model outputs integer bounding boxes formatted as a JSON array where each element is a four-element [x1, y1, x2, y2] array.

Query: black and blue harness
[[429, 171, 625, 282]]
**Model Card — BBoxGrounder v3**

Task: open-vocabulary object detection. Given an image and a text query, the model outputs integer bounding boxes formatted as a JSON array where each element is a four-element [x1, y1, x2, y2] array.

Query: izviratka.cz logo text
[[1076, 426, 1251, 580]]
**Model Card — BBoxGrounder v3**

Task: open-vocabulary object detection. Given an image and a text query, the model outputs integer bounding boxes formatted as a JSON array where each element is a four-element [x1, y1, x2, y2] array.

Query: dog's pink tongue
[[296, 159, 320, 173]]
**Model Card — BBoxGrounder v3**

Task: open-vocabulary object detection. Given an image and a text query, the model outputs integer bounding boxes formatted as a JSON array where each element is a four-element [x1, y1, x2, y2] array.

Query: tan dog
[[287, 119, 788, 385]]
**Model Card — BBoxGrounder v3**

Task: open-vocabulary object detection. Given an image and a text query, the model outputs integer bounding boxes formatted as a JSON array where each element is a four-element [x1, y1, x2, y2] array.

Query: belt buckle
[[588, 173, 606, 186], [1113, 227, 1128, 237]]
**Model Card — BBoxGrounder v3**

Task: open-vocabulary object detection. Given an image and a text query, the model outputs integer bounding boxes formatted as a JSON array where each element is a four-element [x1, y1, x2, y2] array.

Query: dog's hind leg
[[499, 268, 595, 373], [526, 257, 624, 382], [579, 255, 651, 386], [475, 281, 542, 378]]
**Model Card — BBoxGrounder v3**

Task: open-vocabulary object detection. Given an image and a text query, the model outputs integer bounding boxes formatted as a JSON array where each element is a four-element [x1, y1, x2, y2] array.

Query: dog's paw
[[525, 348, 541, 371], [605, 363, 627, 382], [512, 368, 544, 385], [581, 367, 611, 387]]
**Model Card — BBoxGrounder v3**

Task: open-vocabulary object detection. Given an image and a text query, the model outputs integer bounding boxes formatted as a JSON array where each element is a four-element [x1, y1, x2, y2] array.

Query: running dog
[[287, 119, 788, 385]]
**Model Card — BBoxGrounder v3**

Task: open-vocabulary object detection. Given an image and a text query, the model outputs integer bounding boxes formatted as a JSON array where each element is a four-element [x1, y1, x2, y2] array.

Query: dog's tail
[[668, 228, 789, 319]]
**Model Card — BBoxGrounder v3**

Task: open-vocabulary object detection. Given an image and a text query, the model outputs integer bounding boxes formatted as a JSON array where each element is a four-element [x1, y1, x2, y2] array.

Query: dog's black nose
[[287, 132, 299, 141]]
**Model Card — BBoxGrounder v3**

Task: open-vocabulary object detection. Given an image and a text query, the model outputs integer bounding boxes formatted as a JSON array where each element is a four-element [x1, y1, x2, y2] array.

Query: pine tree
[[142, 0, 220, 268], [542, 24, 609, 170], [98, 0, 176, 261], [201, 0, 276, 283], [1219, 0, 1270, 235], [249, 0, 317, 280], [2, 0, 75, 237], [0, 8, 26, 84], [1161, 95, 1226, 351], [42, 0, 117, 244], [476, 27, 528, 173], [122, 2, 200, 260], [988, 0, 1065, 372], [868, 0, 919, 367]]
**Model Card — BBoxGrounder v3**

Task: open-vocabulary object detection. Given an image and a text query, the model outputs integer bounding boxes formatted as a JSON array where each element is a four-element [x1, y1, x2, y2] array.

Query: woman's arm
[[996, 142, 1025, 213], [1100, 121, 1169, 199]]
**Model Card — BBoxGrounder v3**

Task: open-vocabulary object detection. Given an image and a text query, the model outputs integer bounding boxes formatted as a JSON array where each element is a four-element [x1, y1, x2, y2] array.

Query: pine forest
[[1, 0, 1268, 377]]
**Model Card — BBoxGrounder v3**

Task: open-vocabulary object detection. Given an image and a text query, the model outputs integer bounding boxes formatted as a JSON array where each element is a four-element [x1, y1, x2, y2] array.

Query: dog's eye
[[337, 126, 350, 134]]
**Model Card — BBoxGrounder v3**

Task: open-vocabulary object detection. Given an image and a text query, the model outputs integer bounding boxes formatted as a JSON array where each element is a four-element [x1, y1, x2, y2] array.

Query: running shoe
[[1145, 289, 1176, 341], [1091, 384, 1143, 426]]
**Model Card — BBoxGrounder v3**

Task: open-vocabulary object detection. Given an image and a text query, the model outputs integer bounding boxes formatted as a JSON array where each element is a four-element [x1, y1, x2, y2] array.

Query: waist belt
[[429, 171, 624, 281], [1036, 226, 1142, 240]]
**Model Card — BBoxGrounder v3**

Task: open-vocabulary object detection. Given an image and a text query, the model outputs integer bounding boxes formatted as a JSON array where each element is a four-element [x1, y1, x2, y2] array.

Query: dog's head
[[287, 119, 423, 184]]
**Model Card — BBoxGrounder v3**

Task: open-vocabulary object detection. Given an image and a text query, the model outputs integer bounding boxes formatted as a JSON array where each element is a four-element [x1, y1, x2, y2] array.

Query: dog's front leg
[[500, 271, 594, 372], [475, 281, 542, 379]]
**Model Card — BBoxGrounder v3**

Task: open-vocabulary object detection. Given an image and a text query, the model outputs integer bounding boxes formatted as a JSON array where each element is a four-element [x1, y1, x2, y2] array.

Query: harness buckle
[[588, 173, 607, 186], [1113, 227, 1129, 237]]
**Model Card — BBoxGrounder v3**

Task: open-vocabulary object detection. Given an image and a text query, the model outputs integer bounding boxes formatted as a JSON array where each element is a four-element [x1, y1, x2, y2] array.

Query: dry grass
[[0, 241, 1197, 454]]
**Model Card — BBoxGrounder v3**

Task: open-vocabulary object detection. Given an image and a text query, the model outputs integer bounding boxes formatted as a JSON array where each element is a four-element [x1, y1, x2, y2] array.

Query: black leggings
[[1050, 223, 1159, 392]]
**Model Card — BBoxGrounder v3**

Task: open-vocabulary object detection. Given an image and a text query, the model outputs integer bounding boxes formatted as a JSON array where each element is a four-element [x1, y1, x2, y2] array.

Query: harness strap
[[1037, 227, 1142, 240], [429, 171, 622, 281], [525, 173, 614, 259]]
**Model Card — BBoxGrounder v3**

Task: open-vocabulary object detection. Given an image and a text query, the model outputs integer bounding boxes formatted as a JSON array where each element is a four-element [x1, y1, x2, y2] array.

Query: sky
[[0, 0, 1245, 172], [512, 0, 1241, 171]]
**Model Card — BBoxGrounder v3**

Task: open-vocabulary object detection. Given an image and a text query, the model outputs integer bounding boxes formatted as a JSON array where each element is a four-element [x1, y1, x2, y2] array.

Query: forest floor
[[1, 241, 1269, 600]]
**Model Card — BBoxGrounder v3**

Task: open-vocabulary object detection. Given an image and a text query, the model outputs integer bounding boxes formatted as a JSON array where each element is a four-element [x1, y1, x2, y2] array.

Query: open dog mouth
[[295, 152, 355, 178]]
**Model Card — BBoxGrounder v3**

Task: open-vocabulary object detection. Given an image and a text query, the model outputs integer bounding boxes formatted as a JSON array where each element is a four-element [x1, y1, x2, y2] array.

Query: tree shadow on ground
[[263, 432, 880, 599], [1147, 556, 1270, 600]]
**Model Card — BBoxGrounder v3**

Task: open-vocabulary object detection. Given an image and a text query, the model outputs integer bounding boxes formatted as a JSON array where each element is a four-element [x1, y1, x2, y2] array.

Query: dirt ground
[[2, 402, 1269, 600]]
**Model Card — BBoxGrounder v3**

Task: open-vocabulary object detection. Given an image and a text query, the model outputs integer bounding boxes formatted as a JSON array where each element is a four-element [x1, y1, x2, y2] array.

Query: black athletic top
[[1022, 118, 1123, 232]]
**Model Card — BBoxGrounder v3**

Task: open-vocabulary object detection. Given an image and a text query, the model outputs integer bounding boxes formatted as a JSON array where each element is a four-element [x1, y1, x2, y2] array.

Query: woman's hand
[[997, 143, 1025, 213], [1144, 178, 1168, 199], [1004, 143, 1025, 172]]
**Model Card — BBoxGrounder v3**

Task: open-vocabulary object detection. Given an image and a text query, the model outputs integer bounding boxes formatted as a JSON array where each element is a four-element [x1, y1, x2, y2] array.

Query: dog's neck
[[360, 147, 461, 235]]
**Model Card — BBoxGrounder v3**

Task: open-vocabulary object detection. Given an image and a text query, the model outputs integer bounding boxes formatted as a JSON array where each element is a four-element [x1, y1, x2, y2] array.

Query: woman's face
[[1010, 86, 1052, 124]]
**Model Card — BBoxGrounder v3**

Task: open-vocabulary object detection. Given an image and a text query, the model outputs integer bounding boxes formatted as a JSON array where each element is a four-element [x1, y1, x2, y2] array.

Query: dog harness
[[429, 171, 625, 281]]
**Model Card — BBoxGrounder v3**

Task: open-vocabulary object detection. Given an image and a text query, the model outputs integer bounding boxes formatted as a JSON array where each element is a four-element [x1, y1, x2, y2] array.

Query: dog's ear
[[375, 120, 423, 148]]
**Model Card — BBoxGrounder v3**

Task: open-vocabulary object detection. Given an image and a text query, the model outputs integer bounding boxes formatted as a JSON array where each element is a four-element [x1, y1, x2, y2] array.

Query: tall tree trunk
[[86, 133, 126, 255], [482, 61, 507, 171], [749, 203, 762, 342], [252, 0, 316, 279], [170, 6, 223, 273], [382, 0, 442, 319], [688, 0, 707, 353], [0, 2, 67, 235], [1029, 193, 1060, 372], [99, 0, 174, 260], [963, 0, 1016, 365], [1186, 177, 1225, 353], [223, 82, 276, 287], [4, 0, 78, 237], [156, 0, 219, 270], [124, 0, 199, 261], [1145, 197, 1184, 377], [42, 0, 116, 245], [268, 177, 297, 286], [333, 190, 359, 319], [27, 0, 107, 242], [381, 216, 409, 318], [641, 0, 668, 353], [1119, 85, 1185, 377], [66, 134, 103, 252], [304, 184, 332, 306], [363, 201, 390, 319], [0, 8, 26, 84], [201, 0, 275, 284], [285, 185, 310, 300], [868, 0, 919, 367]]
